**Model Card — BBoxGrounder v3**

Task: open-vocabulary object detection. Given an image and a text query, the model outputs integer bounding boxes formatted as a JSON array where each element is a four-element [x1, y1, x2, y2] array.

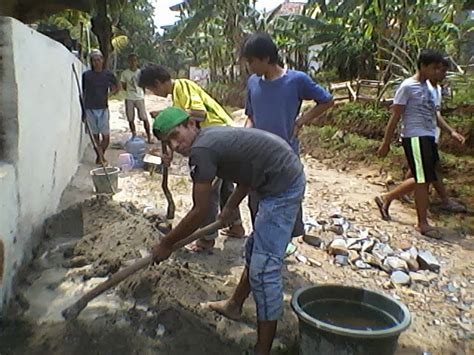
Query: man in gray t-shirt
[[150, 107, 305, 354], [189, 126, 303, 196], [375, 50, 465, 239]]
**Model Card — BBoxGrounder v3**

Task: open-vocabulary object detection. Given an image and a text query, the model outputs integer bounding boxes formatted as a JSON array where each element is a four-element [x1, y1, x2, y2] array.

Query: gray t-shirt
[[188, 126, 303, 196], [394, 77, 437, 138]]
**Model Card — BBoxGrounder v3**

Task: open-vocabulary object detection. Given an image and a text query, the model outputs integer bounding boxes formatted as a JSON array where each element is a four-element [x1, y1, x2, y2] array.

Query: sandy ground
[[1, 95, 473, 354]]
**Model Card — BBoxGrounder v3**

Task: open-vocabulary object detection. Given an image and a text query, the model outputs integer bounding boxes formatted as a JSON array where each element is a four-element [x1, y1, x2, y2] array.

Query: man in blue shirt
[[243, 32, 334, 239]]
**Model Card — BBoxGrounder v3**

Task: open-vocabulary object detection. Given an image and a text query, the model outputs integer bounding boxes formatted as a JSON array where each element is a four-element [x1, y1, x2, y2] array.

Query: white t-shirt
[[394, 77, 437, 138], [427, 81, 442, 143], [120, 68, 144, 100]]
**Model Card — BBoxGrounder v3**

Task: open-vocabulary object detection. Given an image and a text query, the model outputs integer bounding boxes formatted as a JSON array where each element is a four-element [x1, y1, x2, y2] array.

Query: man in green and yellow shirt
[[139, 64, 245, 251]]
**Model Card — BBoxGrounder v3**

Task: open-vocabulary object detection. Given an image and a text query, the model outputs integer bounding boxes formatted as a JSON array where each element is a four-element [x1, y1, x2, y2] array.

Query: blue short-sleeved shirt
[[245, 69, 333, 153]]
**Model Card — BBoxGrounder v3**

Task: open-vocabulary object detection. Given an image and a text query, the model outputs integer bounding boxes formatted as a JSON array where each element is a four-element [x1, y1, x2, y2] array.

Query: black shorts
[[402, 136, 439, 183]]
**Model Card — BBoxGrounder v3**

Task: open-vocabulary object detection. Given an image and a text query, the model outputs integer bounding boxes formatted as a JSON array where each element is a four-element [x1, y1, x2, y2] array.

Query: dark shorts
[[402, 136, 439, 183]]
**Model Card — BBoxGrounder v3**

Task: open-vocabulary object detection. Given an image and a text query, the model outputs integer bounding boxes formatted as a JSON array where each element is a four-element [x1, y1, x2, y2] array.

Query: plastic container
[[291, 285, 411, 355], [90, 167, 120, 194], [118, 153, 135, 172], [125, 136, 146, 168]]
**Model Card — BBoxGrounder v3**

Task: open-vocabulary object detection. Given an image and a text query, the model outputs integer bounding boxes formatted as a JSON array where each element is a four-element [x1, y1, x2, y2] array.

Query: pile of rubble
[[304, 215, 441, 286]]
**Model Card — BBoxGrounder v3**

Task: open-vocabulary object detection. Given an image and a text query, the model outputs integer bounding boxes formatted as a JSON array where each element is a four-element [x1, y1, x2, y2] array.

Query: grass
[[304, 102, 473, 156]]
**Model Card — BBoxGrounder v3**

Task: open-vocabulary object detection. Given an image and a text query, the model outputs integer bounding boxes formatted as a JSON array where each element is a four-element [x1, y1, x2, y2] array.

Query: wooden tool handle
[[62, 220, 223, 320], [161, 141, 175, 220]]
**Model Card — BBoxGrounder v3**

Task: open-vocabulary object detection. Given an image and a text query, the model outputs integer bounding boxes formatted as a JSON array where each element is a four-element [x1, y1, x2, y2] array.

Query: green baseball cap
[[153, 107, 190, 135]]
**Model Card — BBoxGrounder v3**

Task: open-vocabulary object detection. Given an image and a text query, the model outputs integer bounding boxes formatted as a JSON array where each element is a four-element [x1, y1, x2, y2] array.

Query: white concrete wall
[[0, 17, 87, 311], [0, 163, 19, 307]]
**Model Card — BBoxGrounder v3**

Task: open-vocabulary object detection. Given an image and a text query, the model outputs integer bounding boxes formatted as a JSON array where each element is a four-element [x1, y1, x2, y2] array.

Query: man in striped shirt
[[376, 50, 465, 239]]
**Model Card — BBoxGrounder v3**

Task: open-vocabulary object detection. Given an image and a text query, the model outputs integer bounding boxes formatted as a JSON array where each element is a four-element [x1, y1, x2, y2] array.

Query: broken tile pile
[[304, 215, 441, 286]]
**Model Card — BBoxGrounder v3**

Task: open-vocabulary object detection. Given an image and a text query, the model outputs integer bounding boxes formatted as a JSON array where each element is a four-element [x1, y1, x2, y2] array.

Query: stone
[[302, 234, 322, 247], [328, 239, 348, 256], [332, 217, 346, 226], [155, 324, 166, 337], [425, 271, 438, 283], [408, 246, 418, 259], [335, 255, 348, 266], [361, 239, 375, 253], [417, 250, 441, 272], [347, 238, 362, 250], [400, 251, 419, 271], [296, 254, 308, 264], [447, 282, 459, 293], [327, 225, 344, 235], [457, 303, 470, 312], [398, 240, 413, 251], [384, 256, 409, 272], [346, 231, 360, 239], [372, 243, 394, 260], [355, 260, 372, 269], [391, 271, 411, 285], [348, 250, 359, 263], [410, 272, 433, 286], [361, 252, 383, 268], [307, 257, 322, 267]]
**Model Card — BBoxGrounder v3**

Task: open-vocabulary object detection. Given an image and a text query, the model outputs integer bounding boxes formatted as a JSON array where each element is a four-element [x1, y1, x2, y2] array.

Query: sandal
[[440, 200, 467, 213], [184, 239, 215, 253], [375, 196, 391, 221], [417, 227, 443, 240], [285, 242, 298, 258]]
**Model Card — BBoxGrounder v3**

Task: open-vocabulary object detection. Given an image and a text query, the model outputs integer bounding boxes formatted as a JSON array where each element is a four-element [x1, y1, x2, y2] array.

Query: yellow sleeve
[[174, 79, 206, 112]]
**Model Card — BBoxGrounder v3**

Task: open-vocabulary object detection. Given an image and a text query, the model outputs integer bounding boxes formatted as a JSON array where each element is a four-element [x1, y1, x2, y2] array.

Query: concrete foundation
[[0, 16, 87, 312]]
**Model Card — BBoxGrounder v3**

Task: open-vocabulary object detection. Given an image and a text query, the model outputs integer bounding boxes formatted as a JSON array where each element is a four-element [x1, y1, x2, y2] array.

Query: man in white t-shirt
[[375, 50, 465, 239], [427, 58, 466, 212], [121, 53, 152, 143]]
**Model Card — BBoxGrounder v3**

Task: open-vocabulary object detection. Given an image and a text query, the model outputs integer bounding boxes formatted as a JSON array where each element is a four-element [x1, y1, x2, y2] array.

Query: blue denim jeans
[[244, 172, 305, 321]]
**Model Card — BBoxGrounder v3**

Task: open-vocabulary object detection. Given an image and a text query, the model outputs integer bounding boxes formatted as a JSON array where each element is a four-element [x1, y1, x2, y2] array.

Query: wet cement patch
[[1, 197, 245, 354]]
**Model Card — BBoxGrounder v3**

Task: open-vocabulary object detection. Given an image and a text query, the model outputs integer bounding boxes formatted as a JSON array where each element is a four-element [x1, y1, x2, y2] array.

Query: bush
[[310, 102, 473, 156], [205, 81, 246, 108]]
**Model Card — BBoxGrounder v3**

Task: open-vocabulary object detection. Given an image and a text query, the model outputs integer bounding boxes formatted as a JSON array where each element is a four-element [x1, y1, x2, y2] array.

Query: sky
[[153, 0, 305, 32]]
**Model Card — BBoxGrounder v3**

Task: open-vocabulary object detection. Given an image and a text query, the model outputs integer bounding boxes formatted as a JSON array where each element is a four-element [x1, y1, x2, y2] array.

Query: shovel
[[61, 220, 225, 321]]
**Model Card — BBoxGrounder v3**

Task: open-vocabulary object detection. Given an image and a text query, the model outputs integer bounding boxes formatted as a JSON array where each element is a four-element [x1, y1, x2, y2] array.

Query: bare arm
[[295, 100, 334, 132], [219, 184, 250, 224], [245, 115, 254, 128], [187, 109, 206, 119], [152, 181, 212, 260], [109, 82, 120, 96], [437, 112, 465, 144], [377, 104, 404, 157]]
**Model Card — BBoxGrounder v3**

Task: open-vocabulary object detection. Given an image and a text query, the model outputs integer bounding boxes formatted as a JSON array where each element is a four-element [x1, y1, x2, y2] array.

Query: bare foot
[[221, 224, 246, 238], [204, 299, 242, 321], [185, 238, 215, 252]]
